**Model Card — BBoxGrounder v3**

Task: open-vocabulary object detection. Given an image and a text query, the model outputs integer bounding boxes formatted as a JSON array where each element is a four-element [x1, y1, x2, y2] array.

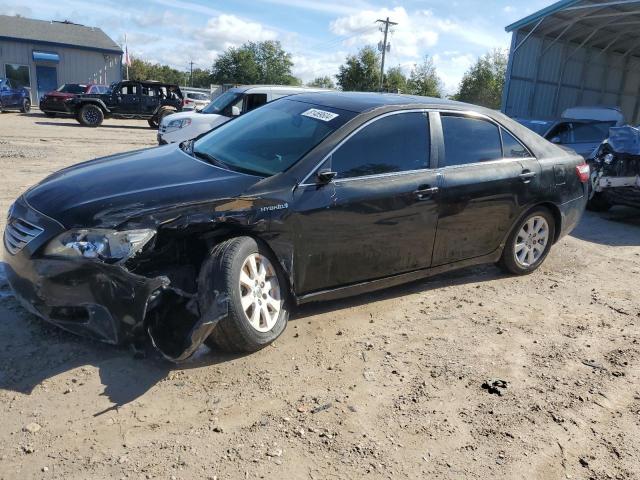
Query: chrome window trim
[[298, 107, 536, 187]]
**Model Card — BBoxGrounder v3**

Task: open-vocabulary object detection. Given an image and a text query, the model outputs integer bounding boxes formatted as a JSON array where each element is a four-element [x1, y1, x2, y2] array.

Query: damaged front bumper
[[3, 198, 227, 362]]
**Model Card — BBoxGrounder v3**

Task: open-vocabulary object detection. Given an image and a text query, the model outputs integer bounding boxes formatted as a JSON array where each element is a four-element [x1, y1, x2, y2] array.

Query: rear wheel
[[20, 98, 31, 113], [78, 104, 104, 127], [148, 108, 174, 129], [200, 237, 289, 353], [498, 207, 555, 275]]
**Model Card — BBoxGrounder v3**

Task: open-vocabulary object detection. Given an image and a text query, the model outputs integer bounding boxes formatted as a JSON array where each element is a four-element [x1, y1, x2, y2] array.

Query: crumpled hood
[[25, 144, 260, 229]]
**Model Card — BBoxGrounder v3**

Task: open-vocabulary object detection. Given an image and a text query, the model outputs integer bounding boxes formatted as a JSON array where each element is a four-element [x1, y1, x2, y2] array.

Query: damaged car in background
[[587, 125, 640, 211], [3, 92, 588, 362]]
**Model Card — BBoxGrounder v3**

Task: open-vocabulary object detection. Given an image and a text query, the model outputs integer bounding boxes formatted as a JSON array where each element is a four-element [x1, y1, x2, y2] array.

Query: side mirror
[[317, 169, 337, 183], [231, 105, 241, 117], [550, 136, 561, 144]]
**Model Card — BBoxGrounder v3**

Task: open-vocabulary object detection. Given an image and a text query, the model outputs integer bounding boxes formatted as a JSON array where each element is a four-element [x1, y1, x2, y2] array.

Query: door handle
[[413, 186, 439, 200], [519, 171, 536, 183]]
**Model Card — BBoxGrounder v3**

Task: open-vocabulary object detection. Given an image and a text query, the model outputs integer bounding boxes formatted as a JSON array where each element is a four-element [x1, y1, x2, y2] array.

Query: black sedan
[[3, 92, 588, 360]]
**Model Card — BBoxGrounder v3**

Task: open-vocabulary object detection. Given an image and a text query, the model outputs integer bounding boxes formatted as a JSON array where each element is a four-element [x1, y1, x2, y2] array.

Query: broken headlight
[[166, 118, 192, 129], [43, 229, 155, 262]]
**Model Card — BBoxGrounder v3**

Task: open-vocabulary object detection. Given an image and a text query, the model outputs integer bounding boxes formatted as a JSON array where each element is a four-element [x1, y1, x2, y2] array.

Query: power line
[[376, 17, 398, 91]]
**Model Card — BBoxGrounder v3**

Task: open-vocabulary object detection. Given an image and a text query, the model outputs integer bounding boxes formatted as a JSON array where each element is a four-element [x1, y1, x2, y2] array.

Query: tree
[[211, 41, 297, 85], [406, 55, 443, 98], [190, 68, 213, 88], [307, 75, 335, 89], [336, 46, 381, 92], [452, 49, 508, 108], [384, 66, 407, 93], [125, 57, 185, 85]]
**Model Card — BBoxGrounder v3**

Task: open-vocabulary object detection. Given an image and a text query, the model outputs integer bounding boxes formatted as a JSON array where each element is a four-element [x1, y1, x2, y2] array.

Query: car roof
[[226, 85, 332, 94], [283, 91, 475, 114]]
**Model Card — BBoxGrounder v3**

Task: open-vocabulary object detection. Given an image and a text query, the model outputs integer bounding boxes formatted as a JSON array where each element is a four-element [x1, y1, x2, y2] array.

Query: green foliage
[[307, 75, 335, 89], [211, 41, 297, 85], [384, 66, 407, 93], [406, 55, 443, 98], [125, 58, 185, 85], [452, 49, 508, 108], [336, 46, 381, 92]]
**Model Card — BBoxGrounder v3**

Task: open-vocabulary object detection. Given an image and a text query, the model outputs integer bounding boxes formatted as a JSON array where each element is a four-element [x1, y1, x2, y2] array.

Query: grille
[[3, 217, 44, 255]]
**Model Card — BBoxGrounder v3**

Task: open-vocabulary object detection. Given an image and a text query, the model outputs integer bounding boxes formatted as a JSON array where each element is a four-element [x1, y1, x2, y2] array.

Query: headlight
[[43, 229, 155, 262], [166, 118, 192, 129], [604, 153, 615, 165]]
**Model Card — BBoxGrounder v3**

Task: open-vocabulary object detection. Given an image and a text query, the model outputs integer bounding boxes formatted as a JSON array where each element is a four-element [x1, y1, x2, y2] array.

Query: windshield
[[57, 84, 87, 94], [201, 91, 243, 114], [192, 99, 355, 177]]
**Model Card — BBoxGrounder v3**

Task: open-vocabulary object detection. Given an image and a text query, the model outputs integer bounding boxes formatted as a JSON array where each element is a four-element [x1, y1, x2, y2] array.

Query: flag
[[124, 34, 131, 67]]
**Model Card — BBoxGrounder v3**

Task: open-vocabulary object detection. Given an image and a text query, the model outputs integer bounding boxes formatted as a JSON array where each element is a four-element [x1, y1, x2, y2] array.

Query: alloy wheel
[[514, 215, 549, 268], [85, 108, 99, 124], [238, 253, 282, 332]]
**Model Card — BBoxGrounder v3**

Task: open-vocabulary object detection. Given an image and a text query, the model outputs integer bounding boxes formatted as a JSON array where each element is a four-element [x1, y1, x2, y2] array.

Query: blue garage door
[[36, 65, 58, 100]]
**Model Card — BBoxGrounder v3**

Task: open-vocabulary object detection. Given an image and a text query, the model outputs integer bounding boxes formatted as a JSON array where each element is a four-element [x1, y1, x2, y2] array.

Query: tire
[[148, 109, 174, 129], [20, 98, 30, 113], [586, 192, 612, 212], [498, 207, 556, 275], [44, 112, 56, 118], [199, 236, 289, 353], [78, 104, 104, 127]]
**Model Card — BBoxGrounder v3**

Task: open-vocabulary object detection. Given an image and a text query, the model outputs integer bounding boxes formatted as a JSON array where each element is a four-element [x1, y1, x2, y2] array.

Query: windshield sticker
[[301, 109, 339, 122]]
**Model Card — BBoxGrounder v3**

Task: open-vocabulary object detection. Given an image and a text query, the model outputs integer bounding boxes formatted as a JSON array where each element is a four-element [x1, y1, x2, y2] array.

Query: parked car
[[39, 83, 108, 117], [181, 89, 211, 111], [3, 92, 588, 361], [587, 125, 640, 211], [516, 106, 624, 159], [0, 78, 30, 113], [157, 85, 330, 145], [66, 80, 183, 127]]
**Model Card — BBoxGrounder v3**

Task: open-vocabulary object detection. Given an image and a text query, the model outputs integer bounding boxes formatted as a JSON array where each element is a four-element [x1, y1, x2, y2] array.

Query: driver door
[[113, 83, 141, 114], [291, 111, 440, 295]]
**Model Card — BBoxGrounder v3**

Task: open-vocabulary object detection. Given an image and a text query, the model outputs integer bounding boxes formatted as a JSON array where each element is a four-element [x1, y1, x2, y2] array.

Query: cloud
[[200, 14, 279, 51], [330, 7, 438, 59], [0, 2, 33, 16], [433, 51, 475, 94], [291, 51, 346, 83], [257, 0, 369, 16]]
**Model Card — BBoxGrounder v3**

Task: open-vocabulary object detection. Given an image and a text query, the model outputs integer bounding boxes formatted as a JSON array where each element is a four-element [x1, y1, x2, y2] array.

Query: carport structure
[[502, 0, 640, 123]]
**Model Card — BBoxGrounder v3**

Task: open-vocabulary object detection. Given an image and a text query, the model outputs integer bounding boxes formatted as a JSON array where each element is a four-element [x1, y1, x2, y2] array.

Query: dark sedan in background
[[3, 92, 588, 361], [39, 83, 108, 117]]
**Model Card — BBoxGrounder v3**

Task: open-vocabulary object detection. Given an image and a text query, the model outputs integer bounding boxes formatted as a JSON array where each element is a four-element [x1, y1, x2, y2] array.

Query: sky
[[1, 0, 554, 92]]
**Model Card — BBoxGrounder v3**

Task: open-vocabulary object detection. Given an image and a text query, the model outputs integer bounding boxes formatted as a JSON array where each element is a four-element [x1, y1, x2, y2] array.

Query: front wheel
[[20, 98, 31, 113], [498, 207, 556, 275], [199, 237, 289, 353], [78, 104, 104, 127]]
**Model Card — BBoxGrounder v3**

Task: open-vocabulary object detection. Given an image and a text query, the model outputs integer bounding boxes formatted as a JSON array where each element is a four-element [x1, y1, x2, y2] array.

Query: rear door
[[292, 110, 440, 294], [431, 112, 539, 266]]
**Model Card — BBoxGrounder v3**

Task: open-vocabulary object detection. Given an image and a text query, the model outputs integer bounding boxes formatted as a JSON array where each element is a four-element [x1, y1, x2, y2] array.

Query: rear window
[[441, 115, 502, 167]]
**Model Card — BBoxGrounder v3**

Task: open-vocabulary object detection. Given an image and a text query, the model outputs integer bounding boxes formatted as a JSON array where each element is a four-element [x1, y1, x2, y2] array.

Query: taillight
[[576, 163, 590, 183]]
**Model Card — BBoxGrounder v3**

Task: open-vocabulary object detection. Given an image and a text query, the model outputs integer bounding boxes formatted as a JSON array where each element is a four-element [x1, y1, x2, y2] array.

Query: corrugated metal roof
[[506, 1, 640, 57], [0, 15, 122, 54]]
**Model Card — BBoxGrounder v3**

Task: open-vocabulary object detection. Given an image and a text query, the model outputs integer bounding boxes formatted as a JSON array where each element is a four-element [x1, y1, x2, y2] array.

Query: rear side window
[[328, 112, 430, 179], [441, 115, 502, 166], [501, 129, 530, 158], [245, 93, 268, 112]]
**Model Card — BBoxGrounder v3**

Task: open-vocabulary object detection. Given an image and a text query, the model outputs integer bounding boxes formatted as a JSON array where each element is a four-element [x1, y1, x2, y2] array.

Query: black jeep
[[69, 80, 183, 128]]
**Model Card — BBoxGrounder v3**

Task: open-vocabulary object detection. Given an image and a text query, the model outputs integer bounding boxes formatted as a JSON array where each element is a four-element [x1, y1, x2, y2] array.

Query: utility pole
[[189, 61, 195, 87], [376, 17, 397, 91]]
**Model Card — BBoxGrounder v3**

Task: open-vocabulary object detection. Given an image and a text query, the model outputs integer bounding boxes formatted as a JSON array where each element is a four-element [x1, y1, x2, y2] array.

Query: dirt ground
[[0, 111, 639, 480]]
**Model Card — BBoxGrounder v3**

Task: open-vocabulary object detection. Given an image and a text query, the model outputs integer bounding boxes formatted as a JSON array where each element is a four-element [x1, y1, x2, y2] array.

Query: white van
[[158, 85, 331, 144]]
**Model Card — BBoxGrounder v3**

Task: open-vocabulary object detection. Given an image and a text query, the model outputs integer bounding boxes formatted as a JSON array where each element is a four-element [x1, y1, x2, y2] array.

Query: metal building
[[502, 0, 640, 123], [0, 15, 122, 103]]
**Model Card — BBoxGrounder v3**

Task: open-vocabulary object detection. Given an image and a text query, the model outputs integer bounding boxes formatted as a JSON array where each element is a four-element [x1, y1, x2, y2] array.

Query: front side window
[[119, 85, 138, 95], [192, 99, 355, 177], [58, 84, 86, 94], [441, 115, 502, 167], [245, 93, 268, 112], [326, 112, 430, 179]]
